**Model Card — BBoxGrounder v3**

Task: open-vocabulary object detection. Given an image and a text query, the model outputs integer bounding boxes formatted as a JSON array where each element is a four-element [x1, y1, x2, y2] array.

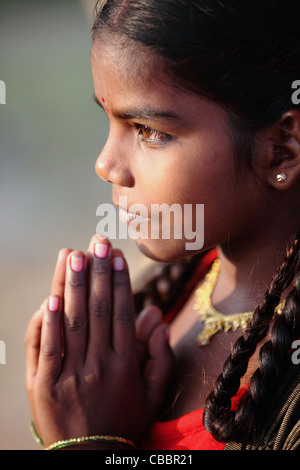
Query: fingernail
[[113, 256, 124, 271], [94, 242, 110, 259], [48, 296, 59, 312], [95, 233, 107, 240], [70, 255, 84, 272]]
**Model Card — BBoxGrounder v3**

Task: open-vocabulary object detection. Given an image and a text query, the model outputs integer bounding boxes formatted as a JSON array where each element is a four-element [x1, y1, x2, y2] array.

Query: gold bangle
[[45, 434, 137, 450]]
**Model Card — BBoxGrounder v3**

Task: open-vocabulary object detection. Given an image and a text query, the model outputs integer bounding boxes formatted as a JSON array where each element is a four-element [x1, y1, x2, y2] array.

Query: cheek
[[134, 128, 235, 208], [133, 148, 197, 205], [129, 151, 237, 261]]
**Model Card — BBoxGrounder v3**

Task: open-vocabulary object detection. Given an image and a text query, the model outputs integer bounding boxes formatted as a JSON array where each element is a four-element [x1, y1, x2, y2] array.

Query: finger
[[25, 302, 46, 434], [86, 238, 113, 358], [25, 304, 45, 389], [50, 248, 73, 298], [38, 296, 63, 385], [63, 251, 88, 365], [135, 306, 163, 365], [112, 253, 136, 356], [135, 306, 163, 344], [86, 233, 111, 270], [144, 324, 174, 417], [87, 233, 109, 255]]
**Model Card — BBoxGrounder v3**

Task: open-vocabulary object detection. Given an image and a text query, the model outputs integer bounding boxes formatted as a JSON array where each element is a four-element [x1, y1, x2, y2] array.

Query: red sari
[[141, 385, 247, 450], [141, 249, 248, 450]]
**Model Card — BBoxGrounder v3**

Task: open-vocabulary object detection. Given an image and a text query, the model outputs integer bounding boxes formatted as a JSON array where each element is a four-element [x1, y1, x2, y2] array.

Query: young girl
[[25, 0, 300, 450]]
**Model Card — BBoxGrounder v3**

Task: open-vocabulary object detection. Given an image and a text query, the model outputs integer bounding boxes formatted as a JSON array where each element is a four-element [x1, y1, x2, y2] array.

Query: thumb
[[135, 305, 163, 366], [144, 323, 174, 418]]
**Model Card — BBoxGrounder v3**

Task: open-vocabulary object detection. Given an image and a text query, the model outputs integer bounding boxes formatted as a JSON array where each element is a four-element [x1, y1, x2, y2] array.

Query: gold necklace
[[194, 259, 284, 346]]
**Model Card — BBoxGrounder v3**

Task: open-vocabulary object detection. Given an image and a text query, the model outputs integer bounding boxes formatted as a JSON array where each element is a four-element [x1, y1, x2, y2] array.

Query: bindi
[[101, 97, 110, 114]]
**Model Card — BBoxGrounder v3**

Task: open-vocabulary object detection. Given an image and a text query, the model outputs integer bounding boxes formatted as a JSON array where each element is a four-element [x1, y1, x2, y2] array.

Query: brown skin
[[25, 39, 300, 448], [25, 239, 174, 448]]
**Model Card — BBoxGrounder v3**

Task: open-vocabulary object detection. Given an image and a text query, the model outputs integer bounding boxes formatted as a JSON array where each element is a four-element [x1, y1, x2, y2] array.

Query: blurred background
[[0, 0, 151, 449]]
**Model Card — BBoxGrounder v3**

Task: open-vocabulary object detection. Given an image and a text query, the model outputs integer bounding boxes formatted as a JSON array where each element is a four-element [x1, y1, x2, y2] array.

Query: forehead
[[90, 37, 230, 131], [91, 38, 186, 111], [92, 35, 159, 81]]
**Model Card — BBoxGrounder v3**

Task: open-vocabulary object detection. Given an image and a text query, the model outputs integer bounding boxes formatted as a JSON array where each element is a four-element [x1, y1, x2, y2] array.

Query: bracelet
[[45, 435, 137, 450], [30, 421, 45, 448], [30, 420, 137, 450]]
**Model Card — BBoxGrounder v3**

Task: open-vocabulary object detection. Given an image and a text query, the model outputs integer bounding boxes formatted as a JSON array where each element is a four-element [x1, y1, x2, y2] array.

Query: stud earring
[[276, 173, 287, 183]]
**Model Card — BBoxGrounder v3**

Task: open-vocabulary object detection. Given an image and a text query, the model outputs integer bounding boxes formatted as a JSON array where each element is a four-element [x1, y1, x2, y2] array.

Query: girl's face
[[91, 40, 265, 262]]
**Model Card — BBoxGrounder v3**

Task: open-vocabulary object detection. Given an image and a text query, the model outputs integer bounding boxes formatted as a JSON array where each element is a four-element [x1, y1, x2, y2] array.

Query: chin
[[134, 238, 202, 263]]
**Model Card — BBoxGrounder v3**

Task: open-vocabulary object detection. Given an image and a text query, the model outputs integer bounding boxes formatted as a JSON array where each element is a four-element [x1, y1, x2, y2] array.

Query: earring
[[276, 173, 287, 183]]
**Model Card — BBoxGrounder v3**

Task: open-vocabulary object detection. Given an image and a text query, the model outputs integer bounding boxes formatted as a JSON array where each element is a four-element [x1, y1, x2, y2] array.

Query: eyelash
[[135, 124, 172, 146]]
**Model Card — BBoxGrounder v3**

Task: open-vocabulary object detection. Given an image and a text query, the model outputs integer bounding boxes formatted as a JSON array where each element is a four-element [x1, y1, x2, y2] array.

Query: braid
[[203, 231, 300, 443]]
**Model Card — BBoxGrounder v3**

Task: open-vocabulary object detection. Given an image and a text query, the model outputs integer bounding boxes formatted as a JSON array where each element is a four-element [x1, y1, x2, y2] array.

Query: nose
[[95, 130, 135, 187]]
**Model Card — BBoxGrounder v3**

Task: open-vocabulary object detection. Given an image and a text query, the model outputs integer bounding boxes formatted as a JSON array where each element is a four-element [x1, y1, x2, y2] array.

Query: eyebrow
[[93, 93, 181, 122]]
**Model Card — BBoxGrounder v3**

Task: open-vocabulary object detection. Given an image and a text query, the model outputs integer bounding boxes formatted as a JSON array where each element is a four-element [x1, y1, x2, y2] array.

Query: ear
[[253, 109, 300, 191]]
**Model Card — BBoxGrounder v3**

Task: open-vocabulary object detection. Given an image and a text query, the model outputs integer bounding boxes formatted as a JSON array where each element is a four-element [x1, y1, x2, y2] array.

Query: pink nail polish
[[49, 296, 59, 312], [113, 256, 124, 271], [70, 255, 84, 272], [94, 243, 109, 259]]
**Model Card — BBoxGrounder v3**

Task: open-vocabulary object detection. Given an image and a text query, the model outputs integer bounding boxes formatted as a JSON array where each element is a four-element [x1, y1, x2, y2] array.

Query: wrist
[[59, 441, 137, 450], [30, 422, 137, 451], [45, 436, 137, 451]]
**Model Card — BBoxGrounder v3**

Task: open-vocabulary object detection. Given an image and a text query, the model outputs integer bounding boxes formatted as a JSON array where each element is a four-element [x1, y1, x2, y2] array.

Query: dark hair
[[92, 0, 300, 162], [92, 0, 300, 444], [203, 232, 300, 443]]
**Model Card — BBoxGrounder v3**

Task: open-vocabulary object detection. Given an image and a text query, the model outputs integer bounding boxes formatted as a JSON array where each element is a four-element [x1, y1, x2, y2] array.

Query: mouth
[[118, 207, 151, 226], [112, 195, 151, 226]]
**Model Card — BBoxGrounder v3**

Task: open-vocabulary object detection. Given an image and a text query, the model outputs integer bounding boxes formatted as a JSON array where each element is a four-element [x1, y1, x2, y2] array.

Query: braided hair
[[203, 231, 300, 442]]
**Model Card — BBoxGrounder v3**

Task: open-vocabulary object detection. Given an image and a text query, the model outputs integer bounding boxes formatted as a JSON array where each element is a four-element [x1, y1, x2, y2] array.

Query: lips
[[118, 207, 150, 226]]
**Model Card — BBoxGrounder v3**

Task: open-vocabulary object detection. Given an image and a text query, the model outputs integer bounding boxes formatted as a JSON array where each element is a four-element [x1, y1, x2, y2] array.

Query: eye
[[136, 125, 172, 146]]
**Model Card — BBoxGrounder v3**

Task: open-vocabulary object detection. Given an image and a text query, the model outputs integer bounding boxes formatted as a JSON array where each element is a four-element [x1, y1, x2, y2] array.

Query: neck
[[212, 225, 296, 315]]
